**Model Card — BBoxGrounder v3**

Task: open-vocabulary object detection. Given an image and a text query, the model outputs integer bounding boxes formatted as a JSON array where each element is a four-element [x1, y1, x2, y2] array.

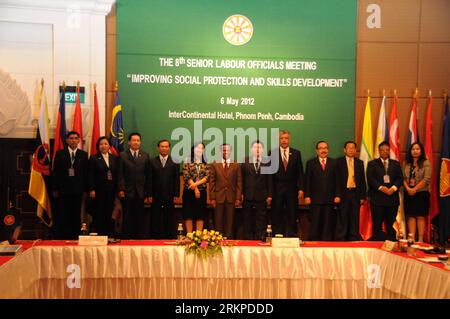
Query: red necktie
[[321, 159, 326, 171]]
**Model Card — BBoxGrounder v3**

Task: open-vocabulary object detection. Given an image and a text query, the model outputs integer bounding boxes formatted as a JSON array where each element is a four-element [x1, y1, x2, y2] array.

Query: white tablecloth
[[0, 245, 448, 299]]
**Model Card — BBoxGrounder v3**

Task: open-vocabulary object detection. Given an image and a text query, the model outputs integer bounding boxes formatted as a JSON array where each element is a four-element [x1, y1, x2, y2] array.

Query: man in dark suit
[[335, 141, 366, 241], [53, 131, 89, 239], [241, 140, 273, 240], [304, 141, 340, 241], [118, 132, 152, 239], [88, 136, 119, 236], [150, 139, 180, 239], [271, 130, 304, 237], [367, 141, 403, 241], [209, 143, 242, 238]]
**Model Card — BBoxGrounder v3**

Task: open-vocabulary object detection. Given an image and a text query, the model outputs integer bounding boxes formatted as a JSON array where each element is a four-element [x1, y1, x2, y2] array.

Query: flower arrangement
[[182, 229, 225, 258]]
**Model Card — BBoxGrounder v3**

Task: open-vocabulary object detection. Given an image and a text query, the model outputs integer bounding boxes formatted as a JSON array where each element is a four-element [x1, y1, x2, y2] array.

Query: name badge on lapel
[[107, 170, 113, 181], [383, 175, 390, 184], [68, 168, 75, 177]]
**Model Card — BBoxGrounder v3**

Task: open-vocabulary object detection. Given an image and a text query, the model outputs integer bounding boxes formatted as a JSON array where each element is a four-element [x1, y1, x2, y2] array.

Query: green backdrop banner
[[117, 0, 356, 162]]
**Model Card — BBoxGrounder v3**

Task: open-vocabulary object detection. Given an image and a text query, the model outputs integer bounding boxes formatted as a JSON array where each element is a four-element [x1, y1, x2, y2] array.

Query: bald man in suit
[[209, 144, 242, 238]]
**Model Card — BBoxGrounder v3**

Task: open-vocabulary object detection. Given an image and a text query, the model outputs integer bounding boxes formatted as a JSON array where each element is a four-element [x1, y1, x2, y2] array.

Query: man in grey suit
[[209, 143, 242, 238], [118, 132, 152, 239]]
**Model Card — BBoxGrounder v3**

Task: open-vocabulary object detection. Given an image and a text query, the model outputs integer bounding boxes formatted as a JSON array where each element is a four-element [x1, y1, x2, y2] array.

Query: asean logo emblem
[[223, 14, 253, 46], [4, 214, 15, 226]]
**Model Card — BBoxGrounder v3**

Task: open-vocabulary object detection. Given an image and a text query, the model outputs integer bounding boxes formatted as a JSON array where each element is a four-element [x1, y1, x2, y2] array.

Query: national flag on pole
[[424, 92, 439, 242], [89, 84, 101, 156], [28, 80, 52, 227], [109, 89, 125, 156], [389, 94, 401, 161], [72, 83, 84, 149], [406, 94, 419, 151], [439, 95, 450, 243], [52, 85, 67, 163], [374, 95, 389, 158], [359, 95, 373, 240], [389, 93, 406, 236], [400, 92, 420, 236]]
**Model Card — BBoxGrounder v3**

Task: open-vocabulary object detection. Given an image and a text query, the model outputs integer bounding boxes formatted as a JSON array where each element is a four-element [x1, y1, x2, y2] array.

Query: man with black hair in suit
[[241, 140, 273, 240], [335, 141, 366, 241], [367, 141, 403, 241], [305, 141, 341, 241], [150, 139, 180, 239], [118, 132, 152, 239], [271, 130, 304, 237], [53, 131, 89, 239]]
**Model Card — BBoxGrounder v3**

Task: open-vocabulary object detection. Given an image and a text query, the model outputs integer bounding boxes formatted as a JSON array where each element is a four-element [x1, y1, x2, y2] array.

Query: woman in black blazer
[[88, 136, 118, 235]]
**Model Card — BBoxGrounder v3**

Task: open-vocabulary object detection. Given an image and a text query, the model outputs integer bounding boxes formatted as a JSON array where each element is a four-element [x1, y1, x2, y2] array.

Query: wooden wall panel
[[419, 44, 450, 93], [420, 0, 450, 42], [356, 43, 418, 97], [357, 0, 420, 42]]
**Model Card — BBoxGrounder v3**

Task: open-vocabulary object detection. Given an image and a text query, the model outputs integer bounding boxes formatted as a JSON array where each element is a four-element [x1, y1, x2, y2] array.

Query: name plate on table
[[0, 245, 22, 256], [271, 237, 300, 248], [78, 236, 108, 246], [381, 240, 397, 252]]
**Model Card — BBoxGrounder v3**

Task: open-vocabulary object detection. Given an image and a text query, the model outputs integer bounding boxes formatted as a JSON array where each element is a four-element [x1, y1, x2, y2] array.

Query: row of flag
[[359, 90, 450, 243], [28, 80, 125, 227]]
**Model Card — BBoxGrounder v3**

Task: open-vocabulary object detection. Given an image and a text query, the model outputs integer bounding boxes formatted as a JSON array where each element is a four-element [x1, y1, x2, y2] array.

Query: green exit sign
[[65, 92, 85, 104], [59, 86, 85, 104]]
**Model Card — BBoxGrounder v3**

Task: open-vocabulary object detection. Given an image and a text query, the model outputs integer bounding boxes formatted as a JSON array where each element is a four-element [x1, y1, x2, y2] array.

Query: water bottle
[[177, 223, 184, 241], [397, 230, 403, 251], [265, 225, 273, 243], [80, 223, 88, 236], [407, 233, 416, 256], [407, 233, 414, 247]]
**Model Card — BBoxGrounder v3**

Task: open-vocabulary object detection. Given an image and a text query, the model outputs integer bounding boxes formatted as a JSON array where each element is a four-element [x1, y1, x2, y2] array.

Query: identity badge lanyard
[[69, 152, 75, 177], [383, 161, 390, 184]]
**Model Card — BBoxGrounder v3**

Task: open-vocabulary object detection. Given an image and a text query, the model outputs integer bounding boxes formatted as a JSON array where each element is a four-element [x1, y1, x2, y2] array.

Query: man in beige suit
[[209, 143, 242, 238]]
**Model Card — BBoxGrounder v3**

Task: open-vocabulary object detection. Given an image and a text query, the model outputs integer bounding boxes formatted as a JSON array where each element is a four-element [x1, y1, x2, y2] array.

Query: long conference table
[[0, 240, 448, 299]]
